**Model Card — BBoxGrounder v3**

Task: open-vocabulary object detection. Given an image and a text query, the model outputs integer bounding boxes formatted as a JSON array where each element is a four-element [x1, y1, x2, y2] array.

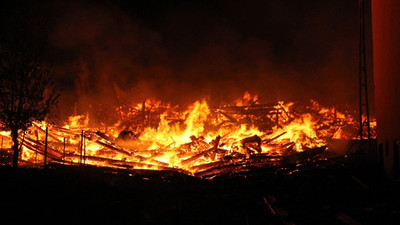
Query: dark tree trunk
[[11, 128, 19, 168]]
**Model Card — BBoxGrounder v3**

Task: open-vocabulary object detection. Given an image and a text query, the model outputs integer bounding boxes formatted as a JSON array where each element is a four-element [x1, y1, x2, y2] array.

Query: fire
[[63, 114, 89, 129], [0, 92, 375, 176], [139, 100, 211, 149], [278, 113, 321, 151], [235, 91, 258, 106]]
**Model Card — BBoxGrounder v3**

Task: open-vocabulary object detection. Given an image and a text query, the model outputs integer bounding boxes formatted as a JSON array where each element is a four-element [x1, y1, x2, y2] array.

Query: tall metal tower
[[359, 0, 371, 140]]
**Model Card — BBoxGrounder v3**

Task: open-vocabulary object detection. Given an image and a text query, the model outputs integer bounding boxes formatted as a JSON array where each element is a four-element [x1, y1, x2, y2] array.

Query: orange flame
[[0, 92, 375, 174]]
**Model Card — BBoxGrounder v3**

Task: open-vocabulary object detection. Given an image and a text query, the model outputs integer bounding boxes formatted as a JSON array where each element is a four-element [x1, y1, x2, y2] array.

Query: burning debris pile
[[0, 92, 374, 178]]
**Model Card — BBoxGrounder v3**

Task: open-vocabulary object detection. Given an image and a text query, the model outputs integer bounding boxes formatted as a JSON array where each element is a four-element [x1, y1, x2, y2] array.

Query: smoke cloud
[[2, 0, 368, 122]]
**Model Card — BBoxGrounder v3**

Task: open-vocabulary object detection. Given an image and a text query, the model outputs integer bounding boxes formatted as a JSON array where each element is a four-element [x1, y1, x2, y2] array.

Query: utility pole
[[359, 0, 371, 140]]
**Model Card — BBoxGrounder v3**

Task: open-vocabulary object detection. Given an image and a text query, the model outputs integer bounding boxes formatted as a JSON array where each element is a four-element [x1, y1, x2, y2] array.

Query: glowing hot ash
[[0, 93, 373, 176]]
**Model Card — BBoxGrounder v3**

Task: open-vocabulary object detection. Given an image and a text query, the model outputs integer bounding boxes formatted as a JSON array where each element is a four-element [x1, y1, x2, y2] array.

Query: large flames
[[0, 92, 376, 176]]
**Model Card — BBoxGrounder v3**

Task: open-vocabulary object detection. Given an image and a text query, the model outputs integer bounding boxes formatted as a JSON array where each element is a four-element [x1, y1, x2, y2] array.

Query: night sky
[[0, 0, 372, 120]]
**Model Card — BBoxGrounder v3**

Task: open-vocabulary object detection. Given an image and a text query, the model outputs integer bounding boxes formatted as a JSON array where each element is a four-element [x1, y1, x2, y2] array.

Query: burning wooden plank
[[82, 130, 132, 156], [93, 139, 132, 156], [50, 126, 80, 136], [32, 123, 63, 143], [189, 157, 243, 172], [194, 155, 280, 178], [219, 111, 238, 123], [194, 145, 326, 178], [181, 135, 221, 165], [20, 136, 63, 160], [242, 135, 262, 154], [263, 131, 287, 144], [64, 154, 169, 171], [0, 94, 366, 178]]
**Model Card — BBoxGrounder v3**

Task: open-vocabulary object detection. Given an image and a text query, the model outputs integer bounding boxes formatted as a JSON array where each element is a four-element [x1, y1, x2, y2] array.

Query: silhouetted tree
[[0, 46, 58, 168]]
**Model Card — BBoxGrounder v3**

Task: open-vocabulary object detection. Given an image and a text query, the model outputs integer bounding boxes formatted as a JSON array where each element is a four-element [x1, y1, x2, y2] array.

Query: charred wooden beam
[[181, 135, 221, 165], [32, 124, 63, 143], [43, 141, 76, 148], [218, 104, 279, 110], [145, 158, 170, 167], [242, 135, 261, 146], [66, 154, 164, 169], [20, 138, 61, 160], [281, 146, 326, 165], [94, 131, 116, 142], [263, 132, 287, 144], [194, 154, 282, 178], [241, 135, 261, 153], [49, 126, 78, 135], [219, 111, 238, 123], [94, 139, 132, 156], [190, 157, 243, 172], [262, 196, 293, 225], [21, 136, 64, 157]]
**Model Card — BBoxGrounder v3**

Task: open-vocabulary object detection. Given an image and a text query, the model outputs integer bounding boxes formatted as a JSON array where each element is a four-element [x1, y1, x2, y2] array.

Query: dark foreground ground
[[0, 154, 399, 225]]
